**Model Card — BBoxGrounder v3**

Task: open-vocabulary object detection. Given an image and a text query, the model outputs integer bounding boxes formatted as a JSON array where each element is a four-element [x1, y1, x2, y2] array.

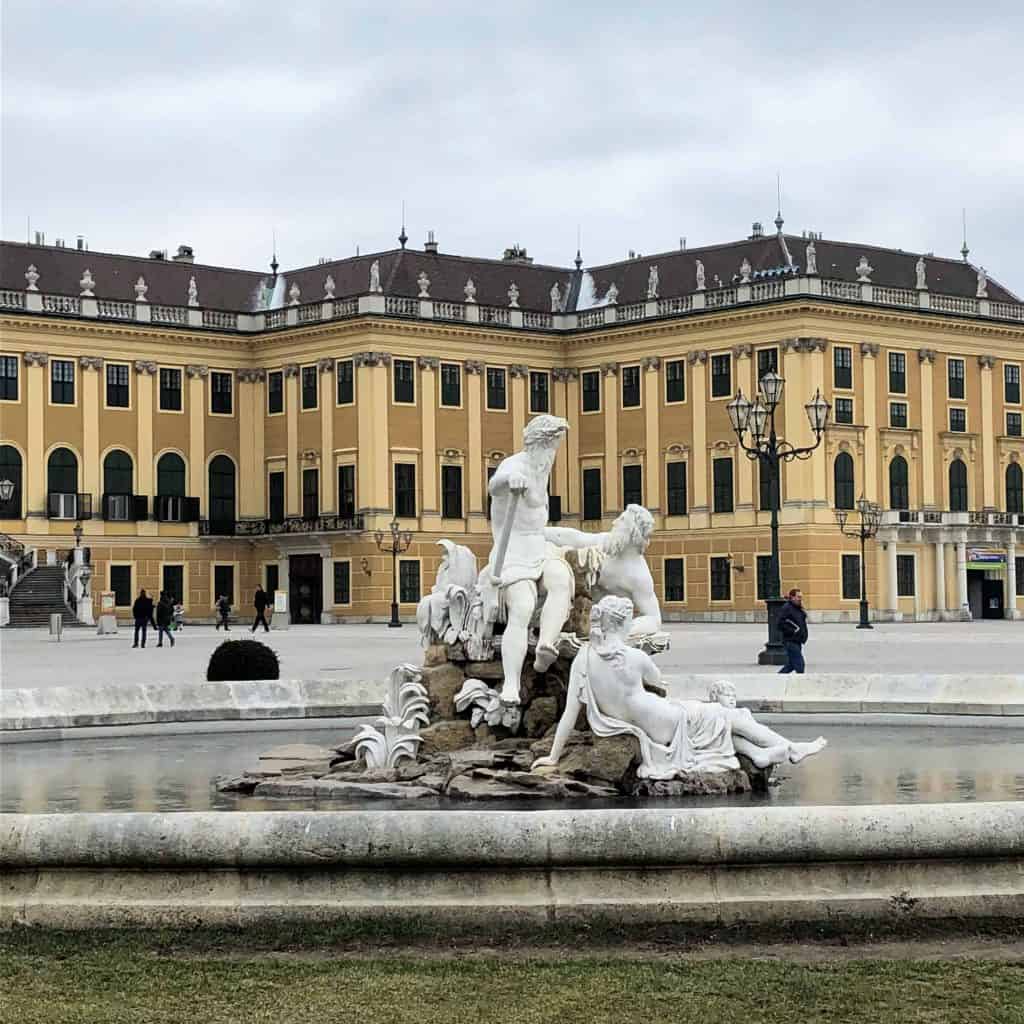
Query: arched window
[[208, 455, 236, 529], [834, 452, 855, 510], [47, 448, 78, 494], [157, 453, 186, 497], [0, 445, 23, 518], [949, 458, 968, 512], [888, 455, 909, 510], [103, 450, 133, 496], [1007, 462, 1023, 515]]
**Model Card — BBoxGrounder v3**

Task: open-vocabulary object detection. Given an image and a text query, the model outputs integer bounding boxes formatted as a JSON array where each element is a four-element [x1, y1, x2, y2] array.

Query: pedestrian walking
[[131, 589, 154, 648], [215, 593, 232, 630], [777, 587, 808, 674], [251, 586, 271, 633], [155, 591, 176, 647]]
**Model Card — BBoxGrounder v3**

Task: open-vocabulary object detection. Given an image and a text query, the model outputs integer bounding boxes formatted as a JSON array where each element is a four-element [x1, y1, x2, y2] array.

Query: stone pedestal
[[0, 597, 9, 627], [96, 614, 117, 635]]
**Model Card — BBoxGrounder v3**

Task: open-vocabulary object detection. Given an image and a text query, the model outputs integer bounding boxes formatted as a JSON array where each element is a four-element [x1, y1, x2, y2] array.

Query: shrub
[[207, 639, 280, 681]]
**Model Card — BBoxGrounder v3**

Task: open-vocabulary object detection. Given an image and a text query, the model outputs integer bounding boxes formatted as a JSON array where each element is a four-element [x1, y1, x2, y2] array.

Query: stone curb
[[0, 678, 386, 733]]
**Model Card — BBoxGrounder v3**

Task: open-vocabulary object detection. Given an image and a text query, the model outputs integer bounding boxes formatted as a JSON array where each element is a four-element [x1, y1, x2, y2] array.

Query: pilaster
[[134, 361, 157, 536], [24, 354, 46, 521], [317, 360, 335, 513], [237, 368, 264, 518], [918, 350, 936, 507], [861, 344, 879, 502], [732, 346, 754, 512], [284, 365, 300, 517], [552, 369, 571, 510], [466, 362, 484, 519], [601, 363, 619, 515], [688, 351, 709, 518], [562, 369, 581, 517], [418, 357, 439, 516], [510, 364, 528, 443], [642, 357, 661, 513], [806, 340, 827, 507], [979, 355, 996, 509], [781, 339, 807, 505], [185, 365, 207, 513], [80, 356, 102, 513]]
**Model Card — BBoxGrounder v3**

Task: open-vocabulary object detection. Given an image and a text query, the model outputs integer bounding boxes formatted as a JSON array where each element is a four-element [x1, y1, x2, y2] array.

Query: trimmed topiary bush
[[207, 639, 280, 681]]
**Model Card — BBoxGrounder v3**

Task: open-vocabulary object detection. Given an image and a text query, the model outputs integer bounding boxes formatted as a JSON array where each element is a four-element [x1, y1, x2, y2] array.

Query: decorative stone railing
[[7, 276, 1023, 336], [881, 509, 1023, 529]]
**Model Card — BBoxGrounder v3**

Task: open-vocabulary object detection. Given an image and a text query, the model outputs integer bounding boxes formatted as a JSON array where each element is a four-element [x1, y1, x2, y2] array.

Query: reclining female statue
[[532, 595, 826, 779]]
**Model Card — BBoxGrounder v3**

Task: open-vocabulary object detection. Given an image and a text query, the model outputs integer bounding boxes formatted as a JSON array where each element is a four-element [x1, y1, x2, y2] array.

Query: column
[[933, 540, 946, 620], [134, 362, 157, 535], [919, 351, 936, 507], [642, 358, 661, 513], [733, 347, 754, 512], [510, 364, 528, 444], [253, 373, 266, 517], [318, 360, 335, 513], [284, 365, 300, 517], [861, 345, 878, 502], [689, 352, 709, 520], [186, 365, 207, 513], [565, 369, 581, 518], [466, 362, 484, 522], [81, 358, 101, 509], [979, 355, 996, 509], [1007, 540, 1019, 619], [602, 364, 619, 516], [886, 540, 899, 620], [956, 538, 969, 617], [419, 357, 439, 526]]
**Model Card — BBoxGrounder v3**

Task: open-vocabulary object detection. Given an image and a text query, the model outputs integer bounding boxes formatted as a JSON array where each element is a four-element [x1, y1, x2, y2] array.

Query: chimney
[[149, 249, 167, 260], [502, 244, 533, 264], [172, 244, 194, 263], [750, 222, 764, 239], [76, 235, 85, 250], [424, 230, 438, 254]]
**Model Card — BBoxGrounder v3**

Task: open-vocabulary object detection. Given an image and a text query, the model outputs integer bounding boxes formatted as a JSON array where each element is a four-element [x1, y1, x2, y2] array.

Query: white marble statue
[[550, 282, 561, 312], [544, 505, 662, 639], [134, 276, 148, 301], [532, 597, 827, 779], [417, 271, 430, 298], [485, 414, 570, 704], [695, 260, 706, 291], [187, 276, 199, 306], [805, 240, 817, 276], [464, 277, 477, 303], [508, 282, 520, 308], [647, 265, 659, 299], [353, 664, 430, 768], [856, 256, 873, 282], [606, 281, 619, 305], [739, 258, 752, 284], [324, 274, 336, 299], [916, 256, 927, 290], [976, 267, 988, 298], [369, 260, 382, 293], [416, 540, 478, 647], [25, 264, 39, 291], [288, 282, 301, 305]]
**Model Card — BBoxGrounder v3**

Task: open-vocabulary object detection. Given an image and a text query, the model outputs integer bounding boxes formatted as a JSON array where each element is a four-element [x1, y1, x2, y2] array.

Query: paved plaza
[[2, 619, 1022, 691]]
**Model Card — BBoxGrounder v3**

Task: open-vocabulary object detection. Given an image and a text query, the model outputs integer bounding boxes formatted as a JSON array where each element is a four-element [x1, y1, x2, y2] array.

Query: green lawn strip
[[2, 949, 1023, 1024]]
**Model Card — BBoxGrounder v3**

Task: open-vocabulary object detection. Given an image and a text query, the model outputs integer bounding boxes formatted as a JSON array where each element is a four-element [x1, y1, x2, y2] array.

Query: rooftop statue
[[916, 256, 927, 290], [977, 266, 988, 299], [369, 260, 382, 293], [695, 260, 706, 291], [647, 265, 659, 299], [550, 282, 561, 312], [805, 240, 817, 276]]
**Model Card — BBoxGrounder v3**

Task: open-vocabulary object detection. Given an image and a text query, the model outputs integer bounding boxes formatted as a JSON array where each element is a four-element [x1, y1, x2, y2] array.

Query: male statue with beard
[[484, 414, 571, 705]]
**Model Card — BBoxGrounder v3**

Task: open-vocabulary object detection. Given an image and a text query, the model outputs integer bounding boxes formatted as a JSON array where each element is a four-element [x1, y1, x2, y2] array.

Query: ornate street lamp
[[73, 521, 83, 547], [729, 372, 831, 664], [834, 497, 882, 629], [374, 518, 413, 628], [0, 479, 14, 504]]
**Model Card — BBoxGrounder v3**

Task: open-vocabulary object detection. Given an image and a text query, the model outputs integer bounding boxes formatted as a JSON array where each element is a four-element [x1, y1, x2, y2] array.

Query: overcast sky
[[2, 1, 1022, 295]]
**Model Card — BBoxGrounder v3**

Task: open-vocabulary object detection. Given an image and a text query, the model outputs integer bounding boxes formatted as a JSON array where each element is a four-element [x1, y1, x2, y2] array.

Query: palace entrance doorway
[[288, 554, 322, 624]]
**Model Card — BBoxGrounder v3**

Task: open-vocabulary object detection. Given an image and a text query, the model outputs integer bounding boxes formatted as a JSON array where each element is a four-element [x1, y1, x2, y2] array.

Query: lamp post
[[834, 497, 882, 629], [727, 370, 830, 665], [374, 518, 413, 628], [73, 521, 83, 547]]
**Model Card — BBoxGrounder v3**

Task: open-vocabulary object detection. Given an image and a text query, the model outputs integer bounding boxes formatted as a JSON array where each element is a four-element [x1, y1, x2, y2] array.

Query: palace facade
[[1, 222, 1022, 625]]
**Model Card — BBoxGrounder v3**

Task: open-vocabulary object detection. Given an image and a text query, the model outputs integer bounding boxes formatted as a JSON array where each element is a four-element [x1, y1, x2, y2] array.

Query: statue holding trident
[[483, 414, 572, 707]]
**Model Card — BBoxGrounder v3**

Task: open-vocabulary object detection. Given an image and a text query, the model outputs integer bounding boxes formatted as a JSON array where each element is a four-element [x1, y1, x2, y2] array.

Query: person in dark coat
[[215, 594, 232, 630], [776, 588, 808, 674], [131, 589, 154, 648], [155, 591, 176, 648], [251, 587, 271, 633]]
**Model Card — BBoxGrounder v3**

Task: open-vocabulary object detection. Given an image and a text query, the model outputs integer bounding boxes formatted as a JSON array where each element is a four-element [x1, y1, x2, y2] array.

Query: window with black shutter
[[756, 555, 773, 601], [394, 463, 416, 518], [834, 452, 855, 509], [896, 555, 915, 597], [102, 450, 134, 521], [666, 462, 687, 515], [110, 565, 132, 607], [710, 557, 731, 601], [713, 458, 734, 513], [399, 560, 421, 603], [1017, 558, 1024, 597], [440, 363, 461, 407], [301, 366, 318, 410], [486, 367, 506, 410], [529, 371, 549, 413], [1009, 464, 1024, 515], [1006, 365, 1021, 405], [949, 458, 968, 511], [664, 558, 685, 602], [622, 465, 642, 507], [266, 564, 279, 595], [583, 467, 602, 521], [949, 408, 967, 433], [665, 359, 685, 403], [442, 465, 463, 519], [711, 354, 732, 398], [581, 370, 601, 412], [834, 397, 854, 424], [889, 455, 909, 510], [214, 564, 235, 604], [106, 363, 129, 407], [0, 356, 18, 401], [50, 359, 74, 404], [302, 468, 319, 520], [162, 565, 184, 603], [210, 371, 232, 414], [890, 402, 908, 428], [842, 554, 861, 600], [393, 359, 415, 403], [833, 347, 852, 390], [1008, 412, 1023, 437], [265, 370, 283, 413], [948, 358, 965, 399], [756, 348, 778, 383], [338, 465, 356, 517], [333, 561, 351, 605], [160, 367, 183, 411], [621, 366, 641, 408], [888, 352, 906, 394], [268, 471, 285, 523], [336, 360, 354, 404]]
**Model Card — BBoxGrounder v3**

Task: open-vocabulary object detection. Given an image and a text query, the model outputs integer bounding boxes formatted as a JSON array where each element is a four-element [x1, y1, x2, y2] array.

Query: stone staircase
[[7, 565, 87, 628]]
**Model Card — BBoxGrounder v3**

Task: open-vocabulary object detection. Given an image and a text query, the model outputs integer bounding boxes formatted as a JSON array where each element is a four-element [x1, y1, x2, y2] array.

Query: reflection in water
[[3, 721, 1024, 814]]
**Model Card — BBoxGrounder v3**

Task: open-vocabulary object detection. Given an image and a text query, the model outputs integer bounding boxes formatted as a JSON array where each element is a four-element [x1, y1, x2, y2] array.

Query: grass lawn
[[2, 929, 1023, 1024]]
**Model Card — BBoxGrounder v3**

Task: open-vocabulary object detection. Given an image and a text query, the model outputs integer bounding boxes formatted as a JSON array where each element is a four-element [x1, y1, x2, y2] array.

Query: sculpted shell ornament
[[353, 664, 431, 769]]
